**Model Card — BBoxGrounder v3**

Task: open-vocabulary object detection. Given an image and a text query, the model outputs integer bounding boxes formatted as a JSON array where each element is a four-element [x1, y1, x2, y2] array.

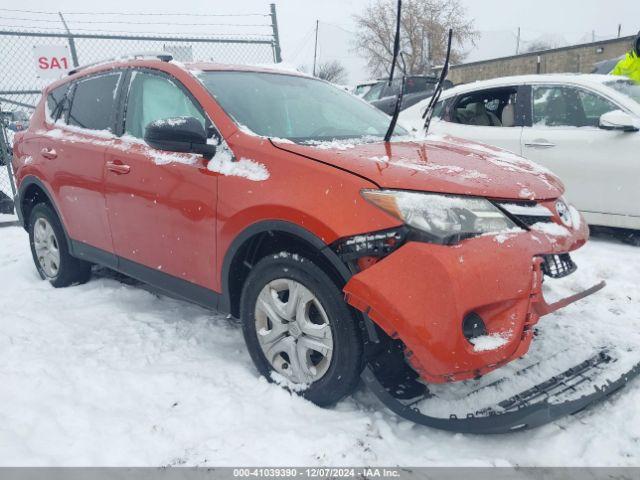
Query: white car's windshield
[[606, 80, 640, 105], [198, 71, 407, 142]]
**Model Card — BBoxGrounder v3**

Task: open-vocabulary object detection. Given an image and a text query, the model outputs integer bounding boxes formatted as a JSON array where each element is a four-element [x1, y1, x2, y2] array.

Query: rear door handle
[[40, 147, 57, 159], [524, 142, 556, 149], [106, 160, 131, 175]]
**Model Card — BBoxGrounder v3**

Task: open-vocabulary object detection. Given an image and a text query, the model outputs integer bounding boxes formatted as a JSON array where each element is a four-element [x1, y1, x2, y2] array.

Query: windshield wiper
[[422, 29, 453, 134], [383, 0, 403, 143]]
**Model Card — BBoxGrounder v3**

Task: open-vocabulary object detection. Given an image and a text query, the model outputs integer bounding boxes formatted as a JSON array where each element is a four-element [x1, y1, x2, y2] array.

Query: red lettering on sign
[[38, 56, 69, 70]]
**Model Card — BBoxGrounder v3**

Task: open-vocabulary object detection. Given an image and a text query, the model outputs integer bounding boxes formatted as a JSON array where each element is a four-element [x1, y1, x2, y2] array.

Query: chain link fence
[[0, 4, 282, 225]]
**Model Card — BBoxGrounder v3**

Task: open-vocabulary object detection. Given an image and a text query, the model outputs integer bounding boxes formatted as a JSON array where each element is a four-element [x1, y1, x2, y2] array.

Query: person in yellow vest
[[611, 32, 640, 84]]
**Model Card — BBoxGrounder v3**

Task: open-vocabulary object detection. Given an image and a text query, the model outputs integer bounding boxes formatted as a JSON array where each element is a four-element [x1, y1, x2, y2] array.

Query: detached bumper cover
[[362, 349, 640, 434]]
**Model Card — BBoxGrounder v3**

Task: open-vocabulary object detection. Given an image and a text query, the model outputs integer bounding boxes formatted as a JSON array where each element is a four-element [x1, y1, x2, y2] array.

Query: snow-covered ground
[[0, 225, 639, 466]]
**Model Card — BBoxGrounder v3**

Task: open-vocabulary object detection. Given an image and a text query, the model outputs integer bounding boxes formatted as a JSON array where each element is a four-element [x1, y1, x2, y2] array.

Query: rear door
[[42, 72, 122, 256], [520, 84, 639, 222], [103, 69, 219, 293], [429, 86, 525, 155]]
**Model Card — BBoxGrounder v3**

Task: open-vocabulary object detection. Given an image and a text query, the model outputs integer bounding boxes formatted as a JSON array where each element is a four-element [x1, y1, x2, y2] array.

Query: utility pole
[[312, 20, 319, 76], [592, 30, 595, 42], [58, 12, 79, 67], [618, 24, 622, 38], [516, 27, 521, 55]]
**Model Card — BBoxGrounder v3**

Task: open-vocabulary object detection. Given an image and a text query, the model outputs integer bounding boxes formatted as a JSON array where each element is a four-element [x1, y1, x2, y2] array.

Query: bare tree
[[314, 60, 348, 84], [354, 0, 477, 77]]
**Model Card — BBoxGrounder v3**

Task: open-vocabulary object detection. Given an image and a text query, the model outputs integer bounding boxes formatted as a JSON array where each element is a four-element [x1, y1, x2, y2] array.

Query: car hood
[[272, 134, 564, 201]]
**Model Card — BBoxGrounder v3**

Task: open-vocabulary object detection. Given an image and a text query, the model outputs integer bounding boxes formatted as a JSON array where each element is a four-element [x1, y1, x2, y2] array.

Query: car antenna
[[422, 29, 453, 135], [383, 0, 404, 143]]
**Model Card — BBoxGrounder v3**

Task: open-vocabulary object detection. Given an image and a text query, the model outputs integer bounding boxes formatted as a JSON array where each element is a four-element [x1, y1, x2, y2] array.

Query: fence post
[[270, 4, 282, 63], [0, 117, 17, 214], [58, 12, 79, 67]]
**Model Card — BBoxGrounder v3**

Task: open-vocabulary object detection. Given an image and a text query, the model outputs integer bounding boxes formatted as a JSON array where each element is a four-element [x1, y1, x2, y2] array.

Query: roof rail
[[68, 52, 173, 75]]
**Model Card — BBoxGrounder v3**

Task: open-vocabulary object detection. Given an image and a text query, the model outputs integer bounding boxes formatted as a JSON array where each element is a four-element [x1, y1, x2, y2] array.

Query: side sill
[[69, 239, 221, 311]]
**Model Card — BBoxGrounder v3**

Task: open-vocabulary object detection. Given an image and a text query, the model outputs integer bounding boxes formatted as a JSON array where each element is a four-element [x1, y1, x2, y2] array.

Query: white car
[[400, 74, 640, 241]]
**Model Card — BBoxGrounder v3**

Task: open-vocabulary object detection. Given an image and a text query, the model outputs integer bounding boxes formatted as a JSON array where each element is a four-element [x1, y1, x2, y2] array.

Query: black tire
[[240, 252, 363, 407], [28, 202, 92, 287], [619, 229, 640, 247]]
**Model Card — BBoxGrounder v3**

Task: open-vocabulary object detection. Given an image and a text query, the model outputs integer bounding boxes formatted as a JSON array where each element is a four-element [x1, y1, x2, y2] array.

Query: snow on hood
[[271, 134, 564, 201]]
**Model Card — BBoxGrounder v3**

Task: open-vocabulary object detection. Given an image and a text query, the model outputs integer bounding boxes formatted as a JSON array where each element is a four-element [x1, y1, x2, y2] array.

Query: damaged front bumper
[[341, 222, 640, 432], [344, 222, 601, 383]]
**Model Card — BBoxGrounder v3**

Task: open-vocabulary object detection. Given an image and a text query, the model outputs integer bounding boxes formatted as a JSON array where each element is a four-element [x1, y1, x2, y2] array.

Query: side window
[[68, 73, 121, 131], [431, 100, 445, 119], [532, 85, 616, 127], [404, 77, 430, 94], [533, 86, 578, 127], [124, 72, 205, 139], [577, 89, 619, 127], [452, 88, 518, 127], [46, 83, 70, 122], [363, 82, 385, 102]]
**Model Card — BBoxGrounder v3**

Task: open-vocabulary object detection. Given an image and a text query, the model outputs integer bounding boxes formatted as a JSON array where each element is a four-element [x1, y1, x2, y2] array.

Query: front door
[[103, 69, 219, 294], [521, 84, 639, 222]]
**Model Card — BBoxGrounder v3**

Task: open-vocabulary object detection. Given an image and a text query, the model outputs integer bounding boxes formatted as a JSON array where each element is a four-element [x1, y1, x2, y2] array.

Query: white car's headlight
[[361, 189, 522, 244]]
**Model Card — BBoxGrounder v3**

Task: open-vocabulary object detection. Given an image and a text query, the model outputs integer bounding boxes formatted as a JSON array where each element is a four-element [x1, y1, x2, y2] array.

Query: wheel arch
[[19, 177, 59, 226], [220, 220, 352, 318]]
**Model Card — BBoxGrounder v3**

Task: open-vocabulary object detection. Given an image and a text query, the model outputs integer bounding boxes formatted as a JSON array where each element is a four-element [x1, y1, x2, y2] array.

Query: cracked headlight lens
[[361, 189, 521, 244]]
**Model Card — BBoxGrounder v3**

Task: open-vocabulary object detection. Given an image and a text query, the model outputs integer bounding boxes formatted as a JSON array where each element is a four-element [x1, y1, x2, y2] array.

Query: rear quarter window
[[46, 83, 70, 123], [68, 73, 121, 132]]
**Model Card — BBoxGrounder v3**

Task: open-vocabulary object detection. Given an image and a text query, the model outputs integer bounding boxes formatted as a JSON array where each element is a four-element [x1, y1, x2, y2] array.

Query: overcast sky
[[3, 0, 640, 83]]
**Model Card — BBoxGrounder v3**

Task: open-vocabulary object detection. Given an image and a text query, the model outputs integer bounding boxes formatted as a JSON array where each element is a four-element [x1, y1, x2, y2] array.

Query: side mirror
[[144, 116, 217, 159], [599, 110, 639, 132]]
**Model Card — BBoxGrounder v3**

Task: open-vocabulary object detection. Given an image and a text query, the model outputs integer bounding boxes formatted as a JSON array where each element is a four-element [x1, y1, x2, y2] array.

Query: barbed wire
[[0, 7, 269, 17], [0, 16, 271, 28], [0, 24, 274, 38]]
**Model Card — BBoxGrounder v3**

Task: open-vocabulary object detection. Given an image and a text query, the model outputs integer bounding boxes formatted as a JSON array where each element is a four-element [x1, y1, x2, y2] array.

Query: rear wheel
[[28, 203, 91, 287], [240, 253, 363, 406]]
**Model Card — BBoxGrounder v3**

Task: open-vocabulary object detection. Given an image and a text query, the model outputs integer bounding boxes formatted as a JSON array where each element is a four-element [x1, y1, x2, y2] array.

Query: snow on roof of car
[[178, 61, 308, 77], [439, 73, 630, 99], [442, 73, 628, 99]]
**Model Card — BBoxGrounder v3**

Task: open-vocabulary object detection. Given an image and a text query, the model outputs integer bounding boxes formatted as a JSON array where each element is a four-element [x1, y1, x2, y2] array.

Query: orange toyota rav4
[[12, 56, 610, 432]]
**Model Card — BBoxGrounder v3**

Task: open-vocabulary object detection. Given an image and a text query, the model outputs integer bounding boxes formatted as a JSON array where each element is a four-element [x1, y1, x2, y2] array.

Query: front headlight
[[361, 189, 521, 244]]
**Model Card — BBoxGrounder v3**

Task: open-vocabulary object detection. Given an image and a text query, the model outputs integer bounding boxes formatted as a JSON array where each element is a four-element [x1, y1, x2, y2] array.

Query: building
[[448, 35, 635, 85]]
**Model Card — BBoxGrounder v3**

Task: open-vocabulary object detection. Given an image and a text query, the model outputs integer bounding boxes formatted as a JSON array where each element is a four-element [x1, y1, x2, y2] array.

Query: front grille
[[513, 214, 553, 227], [541, 253, 577, 278], [494, 201, 554, 228]]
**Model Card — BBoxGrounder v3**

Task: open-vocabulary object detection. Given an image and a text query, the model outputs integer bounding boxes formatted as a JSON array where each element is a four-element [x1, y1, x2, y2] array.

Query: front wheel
[[240, 253, 363, 406]]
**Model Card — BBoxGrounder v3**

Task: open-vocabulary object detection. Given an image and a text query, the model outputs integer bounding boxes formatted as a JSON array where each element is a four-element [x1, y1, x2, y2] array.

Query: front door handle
[[524, 141, 556, 149], [40, 147, 57, 159], [106, 160, 131, 175]]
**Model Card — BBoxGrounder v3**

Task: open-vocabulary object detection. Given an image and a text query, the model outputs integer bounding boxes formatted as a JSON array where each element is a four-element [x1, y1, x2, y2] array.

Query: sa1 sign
[[33, 45, 72, 79]]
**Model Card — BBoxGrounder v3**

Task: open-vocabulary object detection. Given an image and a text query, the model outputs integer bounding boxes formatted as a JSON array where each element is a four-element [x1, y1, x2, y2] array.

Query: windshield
[[605, 80, 640, 105], [198, 71, 407, 142]]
